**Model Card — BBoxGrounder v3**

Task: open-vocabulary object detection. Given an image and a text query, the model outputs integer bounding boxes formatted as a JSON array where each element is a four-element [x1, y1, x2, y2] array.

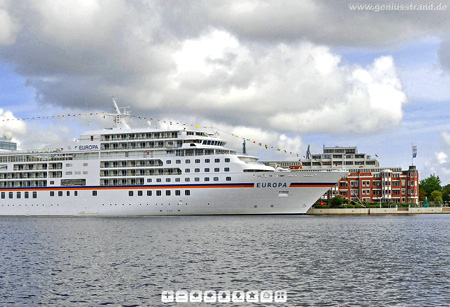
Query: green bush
[[329, 195, 345, 208]]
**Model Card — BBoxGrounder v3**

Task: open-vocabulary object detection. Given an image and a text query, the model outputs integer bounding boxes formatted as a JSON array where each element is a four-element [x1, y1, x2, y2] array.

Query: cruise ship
[[0, 101, 346, 216]]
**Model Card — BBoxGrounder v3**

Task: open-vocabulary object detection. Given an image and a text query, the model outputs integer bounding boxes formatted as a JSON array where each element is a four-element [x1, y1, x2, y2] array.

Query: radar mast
[[111, 97, 131, 129]]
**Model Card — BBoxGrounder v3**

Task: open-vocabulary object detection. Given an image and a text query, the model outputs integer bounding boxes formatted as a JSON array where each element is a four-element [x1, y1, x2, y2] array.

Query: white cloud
[[267, 55, 407, 134], [277, 134, 303, 156], [17, 122, 73, 150], [423, 151, 450, 182], [169, 33, 408, 135], [441, 131, 450, 146], [436, 151, 448, 164]]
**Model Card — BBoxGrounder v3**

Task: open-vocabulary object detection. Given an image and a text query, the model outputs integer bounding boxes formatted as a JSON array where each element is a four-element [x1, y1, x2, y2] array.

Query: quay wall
[[307, 207, 449, 215]]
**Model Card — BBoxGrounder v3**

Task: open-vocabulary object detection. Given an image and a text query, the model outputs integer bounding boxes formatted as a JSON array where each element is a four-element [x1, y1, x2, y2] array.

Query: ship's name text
[[79, 145, 99, 150], [256, 182, 287, 188]]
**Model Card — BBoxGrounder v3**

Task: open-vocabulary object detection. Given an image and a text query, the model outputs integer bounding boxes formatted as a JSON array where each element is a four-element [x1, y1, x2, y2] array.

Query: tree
[[419, 175, 442, 199], [419, 189, 427, 202], [442, 184, 450, 202], [431, 191, 443, 203], [329, 195, 345, 208]]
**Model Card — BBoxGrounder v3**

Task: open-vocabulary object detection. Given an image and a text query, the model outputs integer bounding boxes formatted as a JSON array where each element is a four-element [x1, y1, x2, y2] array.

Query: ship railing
[[294, 168, 348, 173]]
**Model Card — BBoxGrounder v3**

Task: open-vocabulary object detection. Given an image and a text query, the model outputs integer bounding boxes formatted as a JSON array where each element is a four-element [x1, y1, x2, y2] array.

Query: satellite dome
[[3, 131, 13, 140]]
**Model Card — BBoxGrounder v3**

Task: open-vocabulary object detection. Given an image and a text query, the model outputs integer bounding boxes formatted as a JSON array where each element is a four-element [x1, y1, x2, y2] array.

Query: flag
[[375, 154, 378, 158], [413, 146, 417, 158]]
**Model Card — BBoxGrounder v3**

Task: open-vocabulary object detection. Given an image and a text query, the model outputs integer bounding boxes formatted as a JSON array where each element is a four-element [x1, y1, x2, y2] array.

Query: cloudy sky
[[1, 0, 450, 183]]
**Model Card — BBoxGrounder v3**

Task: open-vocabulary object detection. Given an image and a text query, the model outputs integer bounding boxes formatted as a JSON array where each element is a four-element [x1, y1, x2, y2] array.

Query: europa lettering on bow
[[256, 182, 288, 188]]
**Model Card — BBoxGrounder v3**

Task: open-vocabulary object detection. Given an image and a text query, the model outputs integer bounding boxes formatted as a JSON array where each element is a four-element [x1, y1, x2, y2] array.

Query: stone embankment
[[307, 207, 450, 215]]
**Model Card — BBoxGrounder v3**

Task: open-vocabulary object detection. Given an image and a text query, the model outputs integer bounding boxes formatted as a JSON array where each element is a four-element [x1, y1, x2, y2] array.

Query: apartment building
[[264, 146, 419, 204]]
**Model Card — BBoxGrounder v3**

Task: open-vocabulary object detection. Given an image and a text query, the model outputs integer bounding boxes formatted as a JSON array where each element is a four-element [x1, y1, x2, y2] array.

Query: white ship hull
[[0, 170, 344, 216]]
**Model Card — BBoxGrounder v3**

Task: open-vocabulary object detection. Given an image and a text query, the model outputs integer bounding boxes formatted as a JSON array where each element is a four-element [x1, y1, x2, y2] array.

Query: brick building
[[264, 146, 419, 204]]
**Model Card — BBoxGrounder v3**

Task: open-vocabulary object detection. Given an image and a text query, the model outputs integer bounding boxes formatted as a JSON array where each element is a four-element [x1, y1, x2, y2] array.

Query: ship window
[[50, 191, 55, 197], [156, 190, 162, 196], [1, 192, 4, 199], [166, 190, 170, 196], [226, 177, 231, 181], [186, 159, 191, 164], [33, 191, 37, 199], [147, 179, 152, 183], [215, 159, 220, 163], [176, 160, 181, 164], [147, 191, 152, 196], [66, 163, 72, 167], [157, 178, 162, 182], [9, 192, 13, 199], [66, 171, 73, 175], [195, 159, 200, 163], [83, 163, 88, 166], [205, 168, 210, 172], [129, 191, 133, 197], [195, 168, 200, 173], [50, 181, 55, 184], [138, 191, 143, 196], [195, 177, 200, 182], [17, 192, 21, 199], [213, 177, 219, 181], [185, 169, 190, 173], [166, 178, 171, 182], [205, 177, 210, 181], [185, 190, 190, 196], [185, 178, 190, 182], [93, 191, 98, 196], [74, 191, 78, 197], [58, 191, 63, 197], [67, 191, 70, 196], [214, 168, 220, 172], [225, 168, 230, 172], [175, 178, 180, 182], [166, 160, 172, 164], [25, 192, 29, 199], [205, 159, 210, 163]]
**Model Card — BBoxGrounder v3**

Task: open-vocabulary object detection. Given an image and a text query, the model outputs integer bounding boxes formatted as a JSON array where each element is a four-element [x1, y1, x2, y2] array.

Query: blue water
[[1, 214, 449, 306]]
